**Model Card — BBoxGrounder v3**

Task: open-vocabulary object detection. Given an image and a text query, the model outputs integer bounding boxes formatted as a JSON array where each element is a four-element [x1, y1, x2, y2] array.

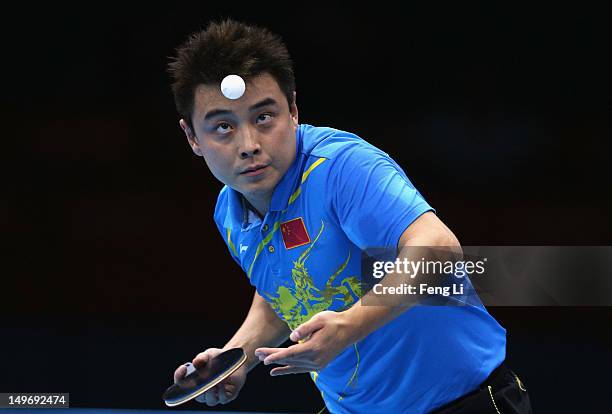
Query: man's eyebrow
[[203, 108, 232, 121], [203, 97, 279, 122], [249, 97, 278, 111]]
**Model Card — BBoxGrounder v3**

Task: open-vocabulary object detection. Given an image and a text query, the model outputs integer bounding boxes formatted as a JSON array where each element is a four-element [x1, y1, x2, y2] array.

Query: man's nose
[[238, 126, 261, 159]]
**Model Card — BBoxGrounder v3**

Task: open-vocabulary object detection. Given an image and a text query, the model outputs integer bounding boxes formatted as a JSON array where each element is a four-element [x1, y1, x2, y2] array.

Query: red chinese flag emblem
[[280, 217, 310, 249]]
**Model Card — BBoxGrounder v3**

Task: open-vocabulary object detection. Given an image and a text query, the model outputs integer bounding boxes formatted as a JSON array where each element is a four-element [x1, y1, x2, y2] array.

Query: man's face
[[181, 73, 298, 204]]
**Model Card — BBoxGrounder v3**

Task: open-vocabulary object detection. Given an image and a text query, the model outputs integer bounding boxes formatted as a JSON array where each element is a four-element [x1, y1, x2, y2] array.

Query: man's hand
[[254, 311, 355, 376], [173, 348, 247, 406]]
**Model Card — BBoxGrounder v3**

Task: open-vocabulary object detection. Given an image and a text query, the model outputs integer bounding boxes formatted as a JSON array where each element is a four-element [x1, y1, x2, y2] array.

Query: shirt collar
[[269, 125, 304, 212], [223, 187, 244, 230]]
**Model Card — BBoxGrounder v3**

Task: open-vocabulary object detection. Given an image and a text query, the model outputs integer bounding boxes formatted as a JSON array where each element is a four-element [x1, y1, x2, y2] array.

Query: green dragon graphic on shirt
[[264, 220, 363, 330]]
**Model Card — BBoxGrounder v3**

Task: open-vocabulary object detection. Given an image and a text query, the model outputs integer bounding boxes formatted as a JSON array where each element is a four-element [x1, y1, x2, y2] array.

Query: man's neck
[[242, 194, 269, 219]]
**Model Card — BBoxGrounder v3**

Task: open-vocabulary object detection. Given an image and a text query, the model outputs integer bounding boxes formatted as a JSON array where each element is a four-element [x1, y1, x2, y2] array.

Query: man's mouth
[[240, 164, 268, 176]]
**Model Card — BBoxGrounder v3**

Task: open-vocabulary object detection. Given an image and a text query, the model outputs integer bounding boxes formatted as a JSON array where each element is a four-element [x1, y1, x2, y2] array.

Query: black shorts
[[317, 361, 532, 414], [430, 361, 532, 414]]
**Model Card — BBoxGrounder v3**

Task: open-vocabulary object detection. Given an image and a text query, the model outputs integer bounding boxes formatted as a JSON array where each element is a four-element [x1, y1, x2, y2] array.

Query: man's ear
[[179, 119, 203, 157], [290, 91, 299, 129]]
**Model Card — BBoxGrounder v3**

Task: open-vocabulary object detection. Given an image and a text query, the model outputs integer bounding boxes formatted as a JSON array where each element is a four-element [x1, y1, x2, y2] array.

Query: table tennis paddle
[[162, 347, 247, 407]]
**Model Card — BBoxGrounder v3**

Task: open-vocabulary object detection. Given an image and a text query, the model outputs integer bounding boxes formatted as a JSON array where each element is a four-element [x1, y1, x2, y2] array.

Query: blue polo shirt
[[214, 124, 506, 413]]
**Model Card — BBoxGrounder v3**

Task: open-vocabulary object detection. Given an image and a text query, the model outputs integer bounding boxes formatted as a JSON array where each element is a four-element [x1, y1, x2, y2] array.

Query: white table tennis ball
[[220, 74, 246, 100]]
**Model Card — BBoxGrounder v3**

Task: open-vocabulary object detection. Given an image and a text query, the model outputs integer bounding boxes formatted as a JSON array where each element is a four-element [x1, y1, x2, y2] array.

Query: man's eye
[[256, 113, 273, 124], [215, 122, 232, 134]]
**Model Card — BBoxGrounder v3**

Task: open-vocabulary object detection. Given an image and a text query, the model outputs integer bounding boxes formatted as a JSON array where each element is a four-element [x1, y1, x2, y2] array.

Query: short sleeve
[[329, 144, 434, 250]]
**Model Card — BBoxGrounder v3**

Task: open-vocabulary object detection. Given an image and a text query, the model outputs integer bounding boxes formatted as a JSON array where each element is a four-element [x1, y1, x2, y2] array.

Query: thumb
[[290, 316, 325, 342]]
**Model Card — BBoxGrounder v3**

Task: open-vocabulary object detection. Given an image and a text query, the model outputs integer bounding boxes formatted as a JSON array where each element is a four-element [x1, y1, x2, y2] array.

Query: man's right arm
[[175, 291, 290, 406], [222, 290, 290, 371]]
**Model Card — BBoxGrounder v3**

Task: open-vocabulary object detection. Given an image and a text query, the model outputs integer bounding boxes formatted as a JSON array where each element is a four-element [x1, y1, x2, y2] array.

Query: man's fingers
[[290, 317, 325, 342], [195, 392, 216, 404], [174, 361, 197, 383], [194, 386, 220, 406], [217, 384, 231, 404], [254, 347, 282, 358], [262, 344, 310, 365], [193, 351, 212, 368], [224, 382, 237, 397], [173, 365, 187, 383], [203, 387, 219, 406], [223, 383, 236, 404], [270, 365, 311, 376]]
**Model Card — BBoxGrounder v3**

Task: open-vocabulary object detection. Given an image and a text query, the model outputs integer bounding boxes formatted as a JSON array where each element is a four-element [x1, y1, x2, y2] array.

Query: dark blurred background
[[1, 3, 611, 413]]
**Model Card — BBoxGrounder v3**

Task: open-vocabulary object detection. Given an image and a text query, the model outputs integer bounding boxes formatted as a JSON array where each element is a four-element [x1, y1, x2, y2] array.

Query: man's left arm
[[337, 211, 462, 343], [256, 211, 461, 375]]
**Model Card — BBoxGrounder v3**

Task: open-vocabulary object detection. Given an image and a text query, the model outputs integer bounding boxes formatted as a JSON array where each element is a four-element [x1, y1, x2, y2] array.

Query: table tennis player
[[167, 19, 532, 413]]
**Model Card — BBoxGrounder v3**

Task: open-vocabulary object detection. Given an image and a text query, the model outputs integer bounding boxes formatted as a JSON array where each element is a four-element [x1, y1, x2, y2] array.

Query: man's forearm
[[342, 214, 462, 344], [224, 291, 290, 371]]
